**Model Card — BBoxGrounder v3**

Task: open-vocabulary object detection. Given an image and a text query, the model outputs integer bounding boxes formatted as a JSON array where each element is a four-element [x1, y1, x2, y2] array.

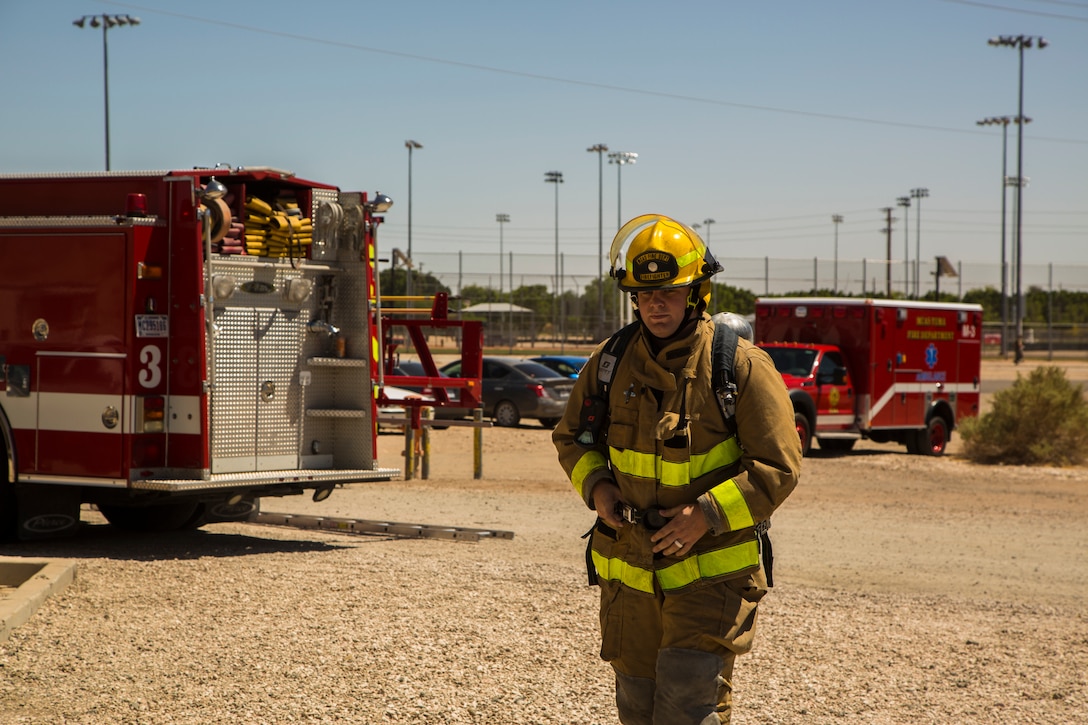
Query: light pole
[[702, 218, 716, 245], [701, 219, 717, 309], [544, 171, 564, 344], [977, 116, 1030, 358], [73, 14, 141, 171], [607, 151, 638, 229], [897, 197, 911, 296], [910, 188, 929, 298], [496, 213, 510, 346], [831, 215, 843, 293], [587, 143, 608, 336], [989, 35, 1047, 364], [404, 140, 423, 297]]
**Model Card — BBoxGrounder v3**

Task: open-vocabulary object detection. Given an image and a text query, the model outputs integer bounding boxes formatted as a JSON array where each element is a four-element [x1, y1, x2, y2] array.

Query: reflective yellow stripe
[[687, 438, 743, 484], [591, 550, 655, 594], [571, 450, 608, 498], [656, 540, 761, 591], [609, 437, 742, 487], [610, 447, 657, 480], [709, 479, 754, 530], [675, 246, 702, 270]]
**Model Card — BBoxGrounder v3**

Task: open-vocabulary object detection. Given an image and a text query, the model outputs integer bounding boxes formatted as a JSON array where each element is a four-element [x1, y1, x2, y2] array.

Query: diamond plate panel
[[210, 308, 258, 468], [255, 307, 302, 470], [207, 254, 376, 473]]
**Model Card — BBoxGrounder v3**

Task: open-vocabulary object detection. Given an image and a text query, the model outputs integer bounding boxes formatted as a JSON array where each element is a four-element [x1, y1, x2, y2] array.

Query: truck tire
[[0, 467, 15, 543], [795, 412, 813, 457], [915, 416, 949, 457], [98, 501, 202, 532]]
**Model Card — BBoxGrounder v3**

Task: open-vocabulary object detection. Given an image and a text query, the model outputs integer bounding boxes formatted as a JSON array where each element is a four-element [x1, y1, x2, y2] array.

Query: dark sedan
[[439, 356, 574, 427]]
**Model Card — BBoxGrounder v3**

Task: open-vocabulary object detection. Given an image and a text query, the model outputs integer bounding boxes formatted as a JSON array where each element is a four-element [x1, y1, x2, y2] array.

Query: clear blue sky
[[3, 0, 1086, 275]]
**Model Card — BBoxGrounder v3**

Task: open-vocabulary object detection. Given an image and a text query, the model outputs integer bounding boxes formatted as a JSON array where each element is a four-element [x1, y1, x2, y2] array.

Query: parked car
[[529, 355, 588, 379], [439, 356, 574, 427], [387, 360, 471, 424]]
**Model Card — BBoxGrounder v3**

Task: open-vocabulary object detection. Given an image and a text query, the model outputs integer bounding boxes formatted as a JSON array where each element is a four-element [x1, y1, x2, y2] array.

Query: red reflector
[[832, 306, 846, 318], [141, 396, 166, 432]]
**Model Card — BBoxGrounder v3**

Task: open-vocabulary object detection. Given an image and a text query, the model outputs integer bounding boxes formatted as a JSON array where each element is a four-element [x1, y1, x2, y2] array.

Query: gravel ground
[[1, 358, 1086, 724]]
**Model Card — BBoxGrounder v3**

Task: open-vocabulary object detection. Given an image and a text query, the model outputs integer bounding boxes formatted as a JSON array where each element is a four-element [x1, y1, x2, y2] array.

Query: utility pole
[[881, 207, 894, 297]]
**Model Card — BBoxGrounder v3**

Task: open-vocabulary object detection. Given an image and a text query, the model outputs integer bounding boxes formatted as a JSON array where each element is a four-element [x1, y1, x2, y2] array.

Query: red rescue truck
[[754, 297, 983, 456], [0, 166, 476, 541]]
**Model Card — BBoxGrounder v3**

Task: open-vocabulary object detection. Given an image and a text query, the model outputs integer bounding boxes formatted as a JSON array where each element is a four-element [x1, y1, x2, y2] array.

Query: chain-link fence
[[394, 251, 1088, 353]]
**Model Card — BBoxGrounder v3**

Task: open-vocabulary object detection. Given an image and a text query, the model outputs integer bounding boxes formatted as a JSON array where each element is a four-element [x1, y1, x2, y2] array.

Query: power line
[[942, 0, 1088, 21], [106, 1, 1088, 145]]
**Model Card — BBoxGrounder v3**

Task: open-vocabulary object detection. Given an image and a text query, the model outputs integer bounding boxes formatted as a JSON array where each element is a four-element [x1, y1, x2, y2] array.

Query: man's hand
[[650, 503, 708, 556], [591, 481, 625, 529]]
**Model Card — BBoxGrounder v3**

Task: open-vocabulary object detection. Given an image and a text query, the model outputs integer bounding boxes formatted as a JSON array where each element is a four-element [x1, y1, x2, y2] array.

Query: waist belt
[[585, 508, 777, 588], [615, 502, 668, 530]]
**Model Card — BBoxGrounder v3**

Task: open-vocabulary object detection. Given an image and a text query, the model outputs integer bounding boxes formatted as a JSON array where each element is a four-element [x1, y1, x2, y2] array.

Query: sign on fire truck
[[754, 297, 983, 457], [0, 167, 409, 541]]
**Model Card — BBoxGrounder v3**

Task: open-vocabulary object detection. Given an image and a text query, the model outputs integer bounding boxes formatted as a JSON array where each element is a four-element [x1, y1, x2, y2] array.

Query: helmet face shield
[[609, 214, 722, 293]]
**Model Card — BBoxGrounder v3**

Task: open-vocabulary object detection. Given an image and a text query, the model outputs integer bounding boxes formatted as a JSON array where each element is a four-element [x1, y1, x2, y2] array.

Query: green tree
[[378, 268, 450, 298], [711, 284, 758, 316], [459, 284, 500, 306]]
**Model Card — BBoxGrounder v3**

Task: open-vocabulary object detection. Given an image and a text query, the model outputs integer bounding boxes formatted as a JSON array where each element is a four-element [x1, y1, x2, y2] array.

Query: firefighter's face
[[636, 286, 690, 339]]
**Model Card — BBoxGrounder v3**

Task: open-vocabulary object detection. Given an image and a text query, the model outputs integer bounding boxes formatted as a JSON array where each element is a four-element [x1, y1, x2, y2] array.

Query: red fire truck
[[0, 166, 478, 541], [754, 297, 983, 456]]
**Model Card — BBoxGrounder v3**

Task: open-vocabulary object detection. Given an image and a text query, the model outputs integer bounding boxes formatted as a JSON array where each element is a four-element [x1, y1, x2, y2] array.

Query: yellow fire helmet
[[609, 214, 721, 292], [609, 213, 722, 298]]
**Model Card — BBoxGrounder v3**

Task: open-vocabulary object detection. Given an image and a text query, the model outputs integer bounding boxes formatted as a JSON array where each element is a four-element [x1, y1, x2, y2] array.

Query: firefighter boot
[[614, 669, 655, 725], [652, 647, 730, 724]]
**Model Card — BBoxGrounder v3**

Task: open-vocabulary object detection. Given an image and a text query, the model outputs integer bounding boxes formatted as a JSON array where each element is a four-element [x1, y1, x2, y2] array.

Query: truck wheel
[[794, 412, 813, 457], [0, 450, 15, 542], [98, 501, 202, 532], [915, 416, 949, 457], [493, 400, 521, 427], [905, 433, 920, 455]]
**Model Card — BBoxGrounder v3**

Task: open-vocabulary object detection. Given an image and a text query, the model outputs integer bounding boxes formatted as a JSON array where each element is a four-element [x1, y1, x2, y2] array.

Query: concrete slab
[[0, 557, 78, 642]]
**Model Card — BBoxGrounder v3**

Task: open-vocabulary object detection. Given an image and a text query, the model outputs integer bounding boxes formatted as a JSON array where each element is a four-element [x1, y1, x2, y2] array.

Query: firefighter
[[553, 214, 802, 724]]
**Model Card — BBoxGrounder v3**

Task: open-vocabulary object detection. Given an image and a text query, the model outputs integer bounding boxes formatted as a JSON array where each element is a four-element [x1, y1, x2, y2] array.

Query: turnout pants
[[599, 569, 767, 725]]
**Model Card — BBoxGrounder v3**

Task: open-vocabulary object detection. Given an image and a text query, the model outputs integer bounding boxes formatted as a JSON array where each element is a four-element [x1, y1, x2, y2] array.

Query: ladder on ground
[[251, 511, 514, 542]]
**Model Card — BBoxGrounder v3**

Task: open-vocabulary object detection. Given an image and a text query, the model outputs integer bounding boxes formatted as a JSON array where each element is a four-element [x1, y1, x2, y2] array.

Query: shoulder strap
[[597, 319, 738, 408], [711, 319, 739, 420], [596, 321, 641, 397]]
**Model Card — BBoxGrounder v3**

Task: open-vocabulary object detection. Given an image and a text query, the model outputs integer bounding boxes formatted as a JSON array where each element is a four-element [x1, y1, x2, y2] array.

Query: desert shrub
[[959, 365, 1088, 466]]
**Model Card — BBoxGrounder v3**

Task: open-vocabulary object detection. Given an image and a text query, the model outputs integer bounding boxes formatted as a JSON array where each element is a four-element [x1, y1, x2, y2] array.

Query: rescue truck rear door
[[813, 349, 854, 433]]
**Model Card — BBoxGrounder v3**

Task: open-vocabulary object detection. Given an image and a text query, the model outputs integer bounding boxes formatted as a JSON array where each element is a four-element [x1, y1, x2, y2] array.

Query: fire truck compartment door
[[210, 307, 301, 473], [36, 354, 125, 478]]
